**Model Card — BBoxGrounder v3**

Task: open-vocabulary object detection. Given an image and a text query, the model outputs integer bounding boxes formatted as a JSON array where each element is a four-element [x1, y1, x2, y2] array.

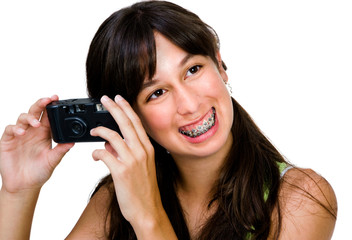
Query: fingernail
[[90, 128, 95, 135], [101, 95, 109, 103], [16, 128, 25, 135], [115, 95, 123, 102], [32, 119, 40, 126]]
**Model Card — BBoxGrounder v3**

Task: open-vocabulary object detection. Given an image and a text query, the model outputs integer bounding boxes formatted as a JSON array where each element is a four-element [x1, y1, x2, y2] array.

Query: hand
[[0, 96, 74, 194], [90, 95, 162, 227]]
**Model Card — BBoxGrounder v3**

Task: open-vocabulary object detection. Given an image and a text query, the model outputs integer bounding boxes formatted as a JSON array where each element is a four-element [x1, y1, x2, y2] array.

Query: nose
[[175, 85, 200, 115]]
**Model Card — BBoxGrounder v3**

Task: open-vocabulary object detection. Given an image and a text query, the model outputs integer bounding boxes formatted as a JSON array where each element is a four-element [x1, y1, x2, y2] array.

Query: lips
[[179, 107, 216, 138]]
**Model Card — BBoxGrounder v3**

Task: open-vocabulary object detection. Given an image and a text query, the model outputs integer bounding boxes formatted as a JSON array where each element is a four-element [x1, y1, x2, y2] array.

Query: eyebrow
[[179, 53, 194, 68], [140, 53, 195, 91], [141, 79, 158, 91]]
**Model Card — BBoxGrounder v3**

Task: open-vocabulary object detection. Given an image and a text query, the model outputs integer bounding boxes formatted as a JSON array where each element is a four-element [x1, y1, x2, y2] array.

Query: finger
[[98, 96, 154, 164], [90, 126, 132, 161], [92, 148, 123, 174], [114, 95, 153, 153], [50, 95, 59, 102], [39, 95, 60, 128], [100, 96, 142, 148], [1, 125, 25, 141], [105, 95, 155, 161], [16, 113, 41, 130], [47, 143, 75, 169], [105, 142, 118, 158], [28, 96, 58, 120], [39, 108, 52, 128]]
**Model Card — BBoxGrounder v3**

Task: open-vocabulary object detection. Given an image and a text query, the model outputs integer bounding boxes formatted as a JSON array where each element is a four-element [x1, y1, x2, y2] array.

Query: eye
[[185, 65, 202, 78], [148, 89, 166, 101]]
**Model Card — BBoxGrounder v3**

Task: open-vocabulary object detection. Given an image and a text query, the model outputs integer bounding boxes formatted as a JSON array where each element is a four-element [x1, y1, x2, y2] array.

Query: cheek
[[139, 107, 173, 138], [199, 72, 228, 98]]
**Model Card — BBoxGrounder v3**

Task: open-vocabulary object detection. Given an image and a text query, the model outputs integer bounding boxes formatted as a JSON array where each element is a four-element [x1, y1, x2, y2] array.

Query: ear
[[216, 51, 228, 83]]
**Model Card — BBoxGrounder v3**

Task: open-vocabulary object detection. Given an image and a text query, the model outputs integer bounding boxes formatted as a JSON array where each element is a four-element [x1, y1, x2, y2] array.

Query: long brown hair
[[87, 1, 335, 239]]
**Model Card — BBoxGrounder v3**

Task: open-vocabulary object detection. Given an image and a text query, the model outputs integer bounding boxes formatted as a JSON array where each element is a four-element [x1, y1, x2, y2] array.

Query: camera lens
[[70, 120, 86, 137], [71, 121, 83, 135]]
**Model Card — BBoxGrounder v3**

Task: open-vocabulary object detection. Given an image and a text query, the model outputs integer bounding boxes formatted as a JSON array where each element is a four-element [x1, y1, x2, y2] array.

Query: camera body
[[46, 98, 120, 143]]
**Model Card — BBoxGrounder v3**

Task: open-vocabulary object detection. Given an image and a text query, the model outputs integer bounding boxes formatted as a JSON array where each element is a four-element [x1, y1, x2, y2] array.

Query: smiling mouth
[[179, 108, 216, 138]]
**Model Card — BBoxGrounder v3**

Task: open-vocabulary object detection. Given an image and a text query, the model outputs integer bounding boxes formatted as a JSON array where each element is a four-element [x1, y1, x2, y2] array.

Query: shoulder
[[280, 167, 337, 212], [276, 167, 337, 239], [66, 182, 113, 239]]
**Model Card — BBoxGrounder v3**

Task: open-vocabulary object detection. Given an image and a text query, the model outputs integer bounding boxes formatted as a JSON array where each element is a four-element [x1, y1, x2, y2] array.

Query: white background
[[0, 1, 351, 239]]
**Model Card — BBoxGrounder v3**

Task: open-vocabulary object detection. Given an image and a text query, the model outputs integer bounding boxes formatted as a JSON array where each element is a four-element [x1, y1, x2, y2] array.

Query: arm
[[67, 182, 177, 240], [66, 184, 111, 239], [0, 188, 40, 239], [274, 168, 337, 240], [88, 95, 177, 240], [0, 96, 74, 240]]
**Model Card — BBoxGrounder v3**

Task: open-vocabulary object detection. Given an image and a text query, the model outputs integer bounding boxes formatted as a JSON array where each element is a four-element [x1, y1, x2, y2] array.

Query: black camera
[[46, 98, 120, 143]]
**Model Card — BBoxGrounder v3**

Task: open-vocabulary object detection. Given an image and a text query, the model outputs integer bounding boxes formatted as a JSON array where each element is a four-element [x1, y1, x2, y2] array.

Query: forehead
[[141, 33, 191, 79], [136, 33, 216, 100], [153, 33, 188, 62]]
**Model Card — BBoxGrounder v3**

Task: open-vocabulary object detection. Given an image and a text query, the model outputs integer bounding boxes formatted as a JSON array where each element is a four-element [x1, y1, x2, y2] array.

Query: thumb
[[48, 143, 75, 168]]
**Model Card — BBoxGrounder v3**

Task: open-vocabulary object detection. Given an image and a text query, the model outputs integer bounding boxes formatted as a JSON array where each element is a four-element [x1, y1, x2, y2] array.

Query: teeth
[[179, 108, 215, 138]]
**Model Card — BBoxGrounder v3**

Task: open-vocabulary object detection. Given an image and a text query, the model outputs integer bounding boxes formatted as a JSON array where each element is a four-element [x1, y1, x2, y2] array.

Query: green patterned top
[[247, 162, 292, 239]]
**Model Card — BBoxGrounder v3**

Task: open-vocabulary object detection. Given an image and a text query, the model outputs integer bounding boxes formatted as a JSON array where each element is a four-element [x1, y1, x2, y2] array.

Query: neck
[[172, 133, 233, 201], [176, 156, 222, 199]]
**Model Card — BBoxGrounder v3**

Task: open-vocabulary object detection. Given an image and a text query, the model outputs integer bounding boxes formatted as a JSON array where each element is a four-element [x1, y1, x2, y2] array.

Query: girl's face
[[135, 33, 233, 160]]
